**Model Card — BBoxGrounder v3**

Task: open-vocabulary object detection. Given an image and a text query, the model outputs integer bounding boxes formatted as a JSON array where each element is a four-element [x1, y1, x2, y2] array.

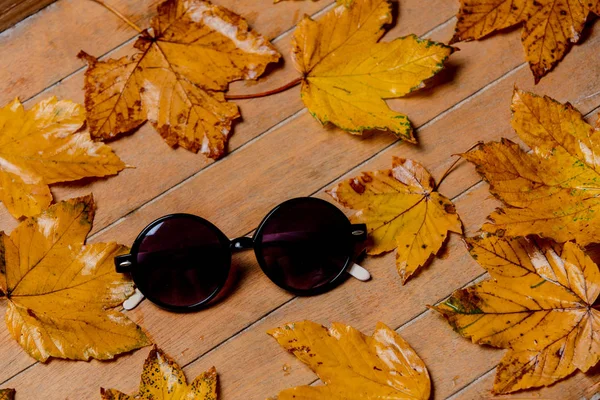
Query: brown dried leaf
[[80, 0, 280, 159], [451, 0, 600, 82]]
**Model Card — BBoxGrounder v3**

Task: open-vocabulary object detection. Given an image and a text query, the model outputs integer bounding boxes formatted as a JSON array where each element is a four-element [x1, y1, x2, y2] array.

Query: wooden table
[[1, 0, 599, 399]]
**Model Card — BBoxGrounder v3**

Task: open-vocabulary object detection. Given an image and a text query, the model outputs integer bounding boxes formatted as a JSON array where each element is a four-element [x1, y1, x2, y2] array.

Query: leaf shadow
[[386, 0, 399, 32], [51, 174, 121, 191], [579, 13, 598, 46], [401, 59, 461, 101]]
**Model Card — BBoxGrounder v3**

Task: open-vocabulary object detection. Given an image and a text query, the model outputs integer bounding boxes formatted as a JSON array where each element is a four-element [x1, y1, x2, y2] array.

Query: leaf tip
[[77, 50, 97, 65]]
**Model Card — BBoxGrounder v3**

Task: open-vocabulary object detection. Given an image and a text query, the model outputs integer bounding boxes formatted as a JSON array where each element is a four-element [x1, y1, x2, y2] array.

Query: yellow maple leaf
[[101, 347, 217, 400], [463, 89, 600, 245], [292, 0, 453, 140], [0, 389, 15, 400], [0, 97, 125, 219], [79, 0, 281, 159], [329, 157, 462, 283], [275, 0, 351, 4], [268, 321, 430, 399], [451, 0, 600, 82], [0, 195, 150, 362], [434, 234, 600, 394]]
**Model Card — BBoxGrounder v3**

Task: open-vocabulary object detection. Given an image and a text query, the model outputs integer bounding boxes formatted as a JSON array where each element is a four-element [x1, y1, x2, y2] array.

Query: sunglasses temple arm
[[346, 263, 371, 281], [123, 288, 145, 310]]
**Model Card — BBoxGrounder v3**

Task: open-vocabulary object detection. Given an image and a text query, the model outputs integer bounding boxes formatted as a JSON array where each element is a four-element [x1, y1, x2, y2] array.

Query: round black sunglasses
[[115, 197, 370, 312]]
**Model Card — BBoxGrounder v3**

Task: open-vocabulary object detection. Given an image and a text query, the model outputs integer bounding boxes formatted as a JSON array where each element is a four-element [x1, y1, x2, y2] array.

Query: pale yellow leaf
[[463, 89, 600, 245], [292, 0, 453, 139], [269, 321, 430, 399], [0, 97, 125, 219]]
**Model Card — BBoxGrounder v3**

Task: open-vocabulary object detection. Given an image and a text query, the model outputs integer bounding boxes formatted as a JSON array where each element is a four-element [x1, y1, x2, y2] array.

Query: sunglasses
[[115, 197, 370, 311]]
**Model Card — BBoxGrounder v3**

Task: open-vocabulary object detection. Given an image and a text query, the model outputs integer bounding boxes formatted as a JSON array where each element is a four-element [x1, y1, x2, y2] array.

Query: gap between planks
[[20, 0, 338, 106], [0, 0, 58, 33], [5, 2, 600, 397], [101, 83, 600, 397], [0, 24, 539, 390], [88, 15, 459, 243], [0, 2, 462, 389]]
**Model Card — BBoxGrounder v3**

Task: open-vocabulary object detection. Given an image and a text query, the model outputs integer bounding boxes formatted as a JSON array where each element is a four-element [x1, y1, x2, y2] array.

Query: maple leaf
[[0, 97, 125, 219], [433, 234, 600, 394], [0, 195, 150, 362], [292, 0, 454, 140], [101, 347, 217, 400], [268, 321, 430, 399], [463, 89, 600, 246], [275, 0, 352, 4], [79, 0, 281, 159], [451, 0, 600, 82], [329, 157, 462, 283], [0, 389, 15, 400]]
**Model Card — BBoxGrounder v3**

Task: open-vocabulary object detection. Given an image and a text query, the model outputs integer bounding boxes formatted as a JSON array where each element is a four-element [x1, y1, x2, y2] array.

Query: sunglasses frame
[[115, 197, 367, 312]]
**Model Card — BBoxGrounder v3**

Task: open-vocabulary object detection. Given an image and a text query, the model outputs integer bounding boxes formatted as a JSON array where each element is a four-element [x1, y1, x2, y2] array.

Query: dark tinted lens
[[256, 198, 351, 292], [132, 215, 230, 309]]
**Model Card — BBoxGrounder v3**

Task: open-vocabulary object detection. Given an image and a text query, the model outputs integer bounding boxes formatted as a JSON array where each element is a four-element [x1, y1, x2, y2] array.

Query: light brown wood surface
[[0, 0, 599, 399], [0, 0, 57, 32]]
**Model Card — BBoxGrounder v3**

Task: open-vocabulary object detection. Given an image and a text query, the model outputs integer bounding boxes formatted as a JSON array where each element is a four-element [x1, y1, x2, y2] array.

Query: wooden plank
[[450, 365, 600, 399], [0, 0, 461, 236], [0, 1, 469, 389], [0, 6, 512, 236], [0, 0, 57, 32], [0, 0, 328, 106], [5, 21, 600, 399], [0, 0, 342, 233], [2, 2, 600, 400]]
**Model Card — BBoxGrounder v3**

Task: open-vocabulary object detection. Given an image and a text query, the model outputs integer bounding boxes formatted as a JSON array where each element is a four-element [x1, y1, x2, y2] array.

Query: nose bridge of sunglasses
[[230, 236, 254, 251]]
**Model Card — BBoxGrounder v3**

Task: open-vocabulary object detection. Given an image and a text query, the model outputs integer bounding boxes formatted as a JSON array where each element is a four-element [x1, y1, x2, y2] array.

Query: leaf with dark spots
[[451, 0, 600, 82], [0, 196, 150, 362], [464, 89, 600, 245], [268, 321, 431, 399], [433, 234, 600, 394], [80, 0, 280, 160], [101, 347, 218, 399], [329, 157, 463, 284]]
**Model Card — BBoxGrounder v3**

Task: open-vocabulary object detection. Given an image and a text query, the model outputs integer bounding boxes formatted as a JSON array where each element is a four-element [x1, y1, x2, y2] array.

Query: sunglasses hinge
[[115, 254, 134, 273], [230, 236, 254, 252], [350, 224, 367, 241]]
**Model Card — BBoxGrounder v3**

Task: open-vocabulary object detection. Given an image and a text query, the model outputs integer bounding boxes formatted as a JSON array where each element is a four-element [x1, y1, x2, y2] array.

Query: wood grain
[[0, 0, 57, 32], [0, 0, 600, 399]]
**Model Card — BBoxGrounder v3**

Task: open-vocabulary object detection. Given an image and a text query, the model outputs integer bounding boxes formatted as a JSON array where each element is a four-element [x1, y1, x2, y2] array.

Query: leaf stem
[[225, 77, 303, 100], [91, 0, 143, 33], [435, 141, 483, 191]]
